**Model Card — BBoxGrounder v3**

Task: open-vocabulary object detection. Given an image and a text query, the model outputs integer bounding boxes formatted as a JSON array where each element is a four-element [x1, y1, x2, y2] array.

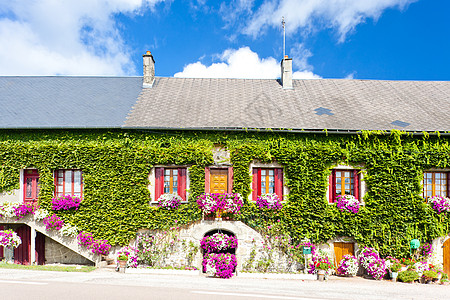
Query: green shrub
[[398, 270, 419, 283]]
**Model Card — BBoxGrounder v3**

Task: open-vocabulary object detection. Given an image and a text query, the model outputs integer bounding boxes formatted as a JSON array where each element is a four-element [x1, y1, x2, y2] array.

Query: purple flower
[[14, 204, 34, 219], [197, 193, 243, 215], [335, 195, 360, 214], [200, 233, 238, 253], [157, 193, 182, 210], [77, 231, 111, 256], [202, 253, 237, 278], [43, 214, 64, 230], [256, 193, 282, 210], [428, 196, 450, 214], [51, 195, 81, 211]]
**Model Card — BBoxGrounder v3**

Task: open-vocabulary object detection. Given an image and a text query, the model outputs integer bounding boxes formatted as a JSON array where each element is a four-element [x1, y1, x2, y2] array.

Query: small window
[[155, 167, 187, 201], [252, 168, 283, 200], [423, 172, 448, 198], [329, 169, 360, 203], [54, 170, 83, 198]]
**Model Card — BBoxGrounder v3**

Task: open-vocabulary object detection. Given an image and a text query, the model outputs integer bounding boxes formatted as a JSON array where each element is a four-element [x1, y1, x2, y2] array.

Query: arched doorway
[[201, 229, 237, 274]]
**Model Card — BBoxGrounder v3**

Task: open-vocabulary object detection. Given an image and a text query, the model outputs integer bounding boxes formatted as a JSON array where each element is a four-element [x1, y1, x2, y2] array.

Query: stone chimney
[[143, 51, 155, 88], [281, 55, 293, 89]]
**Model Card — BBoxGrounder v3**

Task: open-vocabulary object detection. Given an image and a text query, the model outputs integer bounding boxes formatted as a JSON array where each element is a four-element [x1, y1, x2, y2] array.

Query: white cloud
[[243, 0, 416, 42], [0, 0, 165, 76], [174, 46, 321, 79]]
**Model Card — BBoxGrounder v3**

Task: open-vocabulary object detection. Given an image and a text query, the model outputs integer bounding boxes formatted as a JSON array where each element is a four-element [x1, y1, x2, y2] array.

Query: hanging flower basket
[[157, 193, 182, 210], [335, 195, 360, 213], [256, 193, 282, 210], [0, 229, 22, 248], [200, 233, 238, 253]]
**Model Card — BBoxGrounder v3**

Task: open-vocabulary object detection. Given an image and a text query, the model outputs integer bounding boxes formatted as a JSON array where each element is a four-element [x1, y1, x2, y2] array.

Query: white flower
[[34, 209, 50, 221], [1, 202, 20, 218], [60, 224, 79, 237]]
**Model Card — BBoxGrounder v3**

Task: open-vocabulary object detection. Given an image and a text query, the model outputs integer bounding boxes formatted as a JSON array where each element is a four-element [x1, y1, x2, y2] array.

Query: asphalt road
[[0, 268, 448, 300]]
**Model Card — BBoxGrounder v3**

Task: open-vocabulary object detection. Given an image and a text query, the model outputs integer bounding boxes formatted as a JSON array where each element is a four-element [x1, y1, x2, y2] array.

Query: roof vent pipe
[[143, 51, 155, 88], [281, 55, 293, 89]]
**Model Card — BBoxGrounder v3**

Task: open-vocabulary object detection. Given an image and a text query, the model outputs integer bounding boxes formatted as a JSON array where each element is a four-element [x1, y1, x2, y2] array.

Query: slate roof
[[124, 77, 450, 132], [0, 76, 142, 128], [1, 76, 449, 132]]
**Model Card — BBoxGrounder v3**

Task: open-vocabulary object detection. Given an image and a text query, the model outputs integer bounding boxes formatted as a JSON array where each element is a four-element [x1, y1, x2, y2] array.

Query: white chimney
[[143, 51, 155, 88], [281, 55, 293, 89]]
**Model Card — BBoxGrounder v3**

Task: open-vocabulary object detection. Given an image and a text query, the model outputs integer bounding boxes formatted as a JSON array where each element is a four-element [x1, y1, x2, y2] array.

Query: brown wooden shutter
[[155, 167, 164, 201], [252, 168, 258, 201], [329, 170, 336, 203], [274, 168, 283, 200], [178, 168, 186, 200]]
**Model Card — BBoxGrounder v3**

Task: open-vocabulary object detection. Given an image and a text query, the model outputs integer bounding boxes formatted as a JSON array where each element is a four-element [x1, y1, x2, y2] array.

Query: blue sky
[[0, 0, 449, 80]]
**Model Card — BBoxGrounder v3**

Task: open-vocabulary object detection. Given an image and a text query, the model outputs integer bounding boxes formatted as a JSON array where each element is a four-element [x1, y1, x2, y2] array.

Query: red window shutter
[[155, 167, 164, 201], [274, 168, 283, 200], [252, 168, 258, 201], [227, 167, 234, 193], [353, 169, 360, 201], [256, 168, 262, 197], [178, 168, 186, 200], [204, 167, 210, 193], [329, 170, 336, 203], [447, 172, 450, 197]]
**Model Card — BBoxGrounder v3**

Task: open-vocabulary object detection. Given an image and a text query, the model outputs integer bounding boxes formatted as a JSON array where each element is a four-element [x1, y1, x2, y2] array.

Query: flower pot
[[317, 269, 326, 281], [390, 271, 398, 282], [118, 260, 127, 268]]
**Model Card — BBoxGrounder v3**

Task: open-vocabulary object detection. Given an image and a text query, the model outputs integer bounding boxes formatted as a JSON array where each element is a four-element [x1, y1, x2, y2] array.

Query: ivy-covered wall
[[0, 129, 449, 257]]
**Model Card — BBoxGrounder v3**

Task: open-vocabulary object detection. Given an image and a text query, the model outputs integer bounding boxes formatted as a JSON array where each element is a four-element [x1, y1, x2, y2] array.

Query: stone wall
[[0, 189, 20, 203], [136, 220, 302, 272], [45, 237, 92, 265]]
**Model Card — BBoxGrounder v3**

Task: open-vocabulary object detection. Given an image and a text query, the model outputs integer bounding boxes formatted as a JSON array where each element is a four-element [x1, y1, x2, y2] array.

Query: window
[[329, 169, 360, 203], [252, 168, 283, 200], [54, 170, 83, 198], [155, 167, 187, 201], [423, 172, 449, 198]]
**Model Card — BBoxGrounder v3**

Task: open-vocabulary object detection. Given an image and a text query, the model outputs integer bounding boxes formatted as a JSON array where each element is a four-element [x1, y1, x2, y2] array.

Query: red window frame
[[329, 169, 360, 203], [155, 167, 187, 201], [54, 170, 83, 198], [252, 168, 283, 201]]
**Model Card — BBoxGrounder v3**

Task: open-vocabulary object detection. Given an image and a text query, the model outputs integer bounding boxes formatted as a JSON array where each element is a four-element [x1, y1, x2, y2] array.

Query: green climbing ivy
[[0, 129, 449, 258]]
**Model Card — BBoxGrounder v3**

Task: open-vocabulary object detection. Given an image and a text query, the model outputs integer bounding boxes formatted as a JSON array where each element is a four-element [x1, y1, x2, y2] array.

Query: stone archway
[[185, 220, 265, 271]]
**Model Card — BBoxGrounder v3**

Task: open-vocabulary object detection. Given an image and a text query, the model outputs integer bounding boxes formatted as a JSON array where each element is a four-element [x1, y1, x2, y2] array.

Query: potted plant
[[398, 270, 419, 283], [117, 254, 128, 269], [315, 260, 333, 281], [389, 262, 402, 282], [440, 273, 449, 285], [422, 270, 438, 284]]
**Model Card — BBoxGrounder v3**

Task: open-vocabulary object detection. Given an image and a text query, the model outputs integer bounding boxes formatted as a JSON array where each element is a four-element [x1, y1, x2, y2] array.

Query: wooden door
[[444, 239, 450, 276], [334, 242, 354, 266], [36, 232, 45, 265], [210, 169, 228, 193], [24, 169, 39, 207], [14, 225, 31, 265]]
